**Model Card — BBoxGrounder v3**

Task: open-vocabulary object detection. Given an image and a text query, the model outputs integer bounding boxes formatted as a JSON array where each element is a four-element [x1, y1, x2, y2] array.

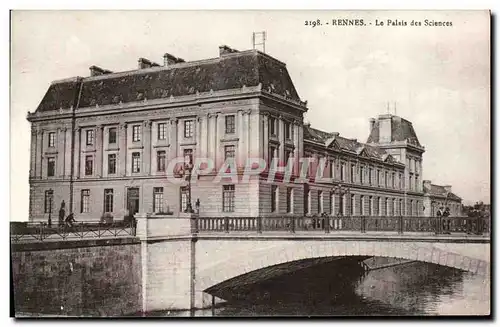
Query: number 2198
[[305, 19, 321, 27]]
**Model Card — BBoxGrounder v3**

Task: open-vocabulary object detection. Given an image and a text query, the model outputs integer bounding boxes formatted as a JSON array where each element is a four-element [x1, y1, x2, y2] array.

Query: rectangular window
[[392, 172, 396, 188], [400, 199, 404, 216], [47, 157, 55, 177], [269, 117, 277, 136], [180, 186, 188, 212], [384, 171, 388, 187], [153, 187, 164, 213], [305, 189, 310, 214], [393, 199, 397, 216], [385, 198, 389, 216], [271, 185, 278, 213], [85, 155, 93, 176], [108, 154, 116, 174], [330, 192, 335, 215], [360, 166, 364, 184], [399, 173, 403, 189], [225, 115, 235, 134], [369, 168, 373, 185], [223, 185, 235, 212], [269, 145, 277, 163], [86, 129, 94, 146], [411, 200, 414, 216], [329, 160, 334, 179], [184, 120, 194, 138], [318, 191, 323, 214], [340, 163, 345, 181], [157, 151, 166, 172], [360, 196, 365, 216], [284, 150, 293, 167], [132, 125, 141, 142], [285, 121, 292, 140], [157, 123, 167, 140], [224, 145, 236, 161], [104, 189, 113, 213], [286, 188, 293, 213], [48, 132, 56, 148], [81, 189, 90, 213], [377, 169, 381, 186], [369, 196, 373, 216], [132, 152, 141, 173], [44, 190, 54, 213], [108, 127, 117, 144], [351, 164, 356, 183], [350, 194, 355, 216], [378, 197, 382, 216], [339, 195, 345, 216]]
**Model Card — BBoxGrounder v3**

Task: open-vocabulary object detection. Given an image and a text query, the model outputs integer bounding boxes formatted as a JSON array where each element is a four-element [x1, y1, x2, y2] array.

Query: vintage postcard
[[10, 10, 491, 317]]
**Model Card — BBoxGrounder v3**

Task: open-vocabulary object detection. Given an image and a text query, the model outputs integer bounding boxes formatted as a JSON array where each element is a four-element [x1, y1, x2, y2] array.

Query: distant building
[[26, 44, 462, 222]]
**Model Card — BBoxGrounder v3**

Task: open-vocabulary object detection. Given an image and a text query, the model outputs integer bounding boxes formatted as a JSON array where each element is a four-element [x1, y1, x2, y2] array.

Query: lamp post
[[183, 154, 195, 213], [332, 183, 348, 231], [48, 189, 53, 228]]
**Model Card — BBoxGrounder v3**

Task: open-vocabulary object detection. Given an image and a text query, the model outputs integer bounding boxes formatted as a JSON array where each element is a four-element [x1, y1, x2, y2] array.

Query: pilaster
[[143, 120, 152, 175], [95, 125, 104, 177], [35, 129, 43, 179], [263, 113, 269, 164], [74, 127, 81, 179], [119, 123, 127, 177]]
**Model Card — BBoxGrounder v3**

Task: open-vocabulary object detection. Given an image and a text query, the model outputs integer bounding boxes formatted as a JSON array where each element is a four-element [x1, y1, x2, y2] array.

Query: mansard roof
[[35, 50, 303, 112], [367, 115, 422, 147], [303, 124, 399, 163]]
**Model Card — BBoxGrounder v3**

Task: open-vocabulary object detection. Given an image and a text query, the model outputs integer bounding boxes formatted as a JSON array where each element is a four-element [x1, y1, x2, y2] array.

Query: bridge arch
[[195, 239, 490, 294]]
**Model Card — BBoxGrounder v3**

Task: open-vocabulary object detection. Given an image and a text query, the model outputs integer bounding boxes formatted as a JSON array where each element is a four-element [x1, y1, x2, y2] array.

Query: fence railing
[[196, 215, 490, 236], [10, 220, 136, 242]]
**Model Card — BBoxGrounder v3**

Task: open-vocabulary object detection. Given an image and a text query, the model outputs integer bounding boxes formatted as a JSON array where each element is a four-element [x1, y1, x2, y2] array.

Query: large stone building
[[26, 45, 463, 222]]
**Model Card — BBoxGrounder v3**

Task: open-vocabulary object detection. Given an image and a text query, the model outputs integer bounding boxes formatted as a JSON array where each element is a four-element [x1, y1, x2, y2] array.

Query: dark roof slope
[[367, 115, 421, 147], [35, 50, 301, 112], [303, 124, 391, 160], [36, 79, 81, 112], [429, 184, 461, 201]]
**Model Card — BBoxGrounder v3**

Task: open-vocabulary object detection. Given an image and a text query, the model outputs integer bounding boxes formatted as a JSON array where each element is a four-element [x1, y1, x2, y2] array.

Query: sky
[[10, 10, 490, 220]]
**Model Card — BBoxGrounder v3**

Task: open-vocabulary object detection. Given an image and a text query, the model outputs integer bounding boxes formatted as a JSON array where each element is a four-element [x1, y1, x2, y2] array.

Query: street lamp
[[48, 189, 53, 228], [183, 154, 195, 213], [331, 183, 349, 231]]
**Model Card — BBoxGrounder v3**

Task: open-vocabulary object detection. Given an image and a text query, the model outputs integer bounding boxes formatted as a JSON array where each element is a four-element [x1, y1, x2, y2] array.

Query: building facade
[[26, 45, 462, 222]]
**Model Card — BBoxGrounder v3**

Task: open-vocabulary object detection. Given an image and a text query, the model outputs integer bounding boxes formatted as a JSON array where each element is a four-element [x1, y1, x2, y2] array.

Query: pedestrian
[[59, 200, 66, 226], [65, 212, 76, 228]]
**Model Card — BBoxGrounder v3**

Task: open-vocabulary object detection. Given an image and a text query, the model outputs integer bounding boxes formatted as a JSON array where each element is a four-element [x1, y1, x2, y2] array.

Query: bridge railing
[[196, 215, 490, 236], [10, 220, 137, 242]]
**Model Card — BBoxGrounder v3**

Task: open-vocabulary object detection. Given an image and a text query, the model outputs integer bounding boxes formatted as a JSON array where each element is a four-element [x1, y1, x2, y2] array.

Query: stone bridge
[[135, 214, 490, 313]]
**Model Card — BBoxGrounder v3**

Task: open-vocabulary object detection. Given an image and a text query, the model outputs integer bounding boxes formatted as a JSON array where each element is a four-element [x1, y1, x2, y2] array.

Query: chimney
[[219, 45, 239, 57], [163, 53, 185, 66], [331, 132, 340, 137], [423, 180, 432, 192], [138, 58, 160, 69], [89, 65, 113, 76], [443, 185, 452, 193], [369, 118, 376, 132]]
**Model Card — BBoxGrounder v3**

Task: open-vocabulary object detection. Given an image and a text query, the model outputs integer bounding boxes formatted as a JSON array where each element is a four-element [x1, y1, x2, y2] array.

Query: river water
[[165, 259, 490, 317]]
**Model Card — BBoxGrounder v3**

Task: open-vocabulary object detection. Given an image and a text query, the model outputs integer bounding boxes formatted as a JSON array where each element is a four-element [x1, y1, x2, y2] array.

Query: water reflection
[[168, 258, 490, 317]]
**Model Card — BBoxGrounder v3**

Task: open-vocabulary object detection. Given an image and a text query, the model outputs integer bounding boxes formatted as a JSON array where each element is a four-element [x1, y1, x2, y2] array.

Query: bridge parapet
[[196, 215, 490, 236], [135, 212, 199, 240]]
